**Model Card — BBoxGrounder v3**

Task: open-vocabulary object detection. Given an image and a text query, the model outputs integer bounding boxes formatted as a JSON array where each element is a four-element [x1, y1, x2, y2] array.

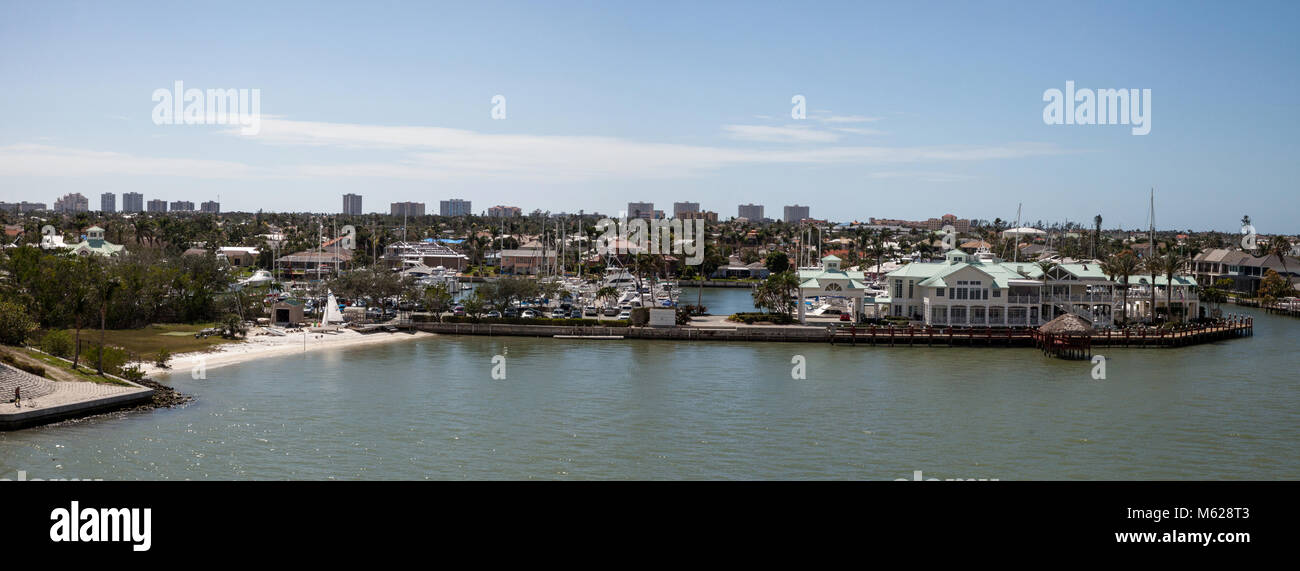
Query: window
[[908, 280, 914, 297], [992, 288, 1001, 298], [937, 288, 945, 297], [983, 289, 989, 300], [894, 280, 903, 297]]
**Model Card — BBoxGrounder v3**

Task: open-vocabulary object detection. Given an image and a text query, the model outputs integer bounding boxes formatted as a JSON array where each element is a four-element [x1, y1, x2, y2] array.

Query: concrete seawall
[[415, 322, 835, 342], [415, 320, 1255, 347], [1, 359, 155, 431]]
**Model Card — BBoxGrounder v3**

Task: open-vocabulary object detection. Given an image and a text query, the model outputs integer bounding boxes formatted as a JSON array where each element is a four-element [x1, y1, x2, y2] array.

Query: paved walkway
[[1, 363, 149, 413]]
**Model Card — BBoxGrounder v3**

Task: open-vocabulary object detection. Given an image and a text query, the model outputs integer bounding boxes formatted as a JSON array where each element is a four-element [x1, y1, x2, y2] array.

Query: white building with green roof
[[69, 226, 125, 257], [796, 255, 889, 323], [883, 250, 1199, 327]]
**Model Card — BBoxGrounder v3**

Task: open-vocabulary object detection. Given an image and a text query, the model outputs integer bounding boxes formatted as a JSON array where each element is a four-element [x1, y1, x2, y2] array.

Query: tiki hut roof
[[1039, 313, 1095, 335]]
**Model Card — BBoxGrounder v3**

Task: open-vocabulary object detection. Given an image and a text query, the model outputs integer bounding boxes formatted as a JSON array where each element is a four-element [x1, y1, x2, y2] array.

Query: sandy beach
[[140, 328, 433, 378]]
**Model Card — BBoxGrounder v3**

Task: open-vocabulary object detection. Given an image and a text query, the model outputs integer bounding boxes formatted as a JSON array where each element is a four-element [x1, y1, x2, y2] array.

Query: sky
[[1, 0, 1297, 232]]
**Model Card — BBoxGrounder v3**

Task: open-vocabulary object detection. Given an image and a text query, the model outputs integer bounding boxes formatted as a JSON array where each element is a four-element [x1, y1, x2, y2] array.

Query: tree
[[1266, 235, 1293, 277], [0, 299, 37, 346], [68, 256, 95, 369], [220, 313, 248, 338], [1160, 250, 1190, 322], [1036, 260, 1059, 319], [753, 271, 799, 316], [764, 251, 790, 274], [1102, 251, 1139, 325], [1259, 269, 1294, 305], [1092, 214, 1103, 259], [422, 283, 454, 321], [95, 274, 122, 375], [1142, 251, 1162, 322]]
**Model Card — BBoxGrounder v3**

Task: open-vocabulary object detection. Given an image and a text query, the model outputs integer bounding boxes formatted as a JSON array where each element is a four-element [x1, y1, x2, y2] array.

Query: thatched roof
[[1038, 313, 1095, 334]]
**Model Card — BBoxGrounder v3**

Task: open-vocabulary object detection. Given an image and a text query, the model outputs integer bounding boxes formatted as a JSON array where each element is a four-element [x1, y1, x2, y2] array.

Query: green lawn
[[61, 323, 240, 358], [0, 346, 131, 386]]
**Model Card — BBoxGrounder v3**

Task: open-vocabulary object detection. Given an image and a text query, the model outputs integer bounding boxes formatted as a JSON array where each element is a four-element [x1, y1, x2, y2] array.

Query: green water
[[0, 299, 1295, 480]]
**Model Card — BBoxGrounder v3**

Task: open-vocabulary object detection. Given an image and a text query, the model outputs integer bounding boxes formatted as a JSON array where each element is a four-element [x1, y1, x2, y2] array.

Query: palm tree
[[1160, 250, 1189, 323], [95, 275, 122, 375], [1092, 214, 1103, 259], [67, 257, 94, 370], [1142, 251, 1162, 323], [1266, 235, 1293, 277], [1036, 260, 1059, 320], [1102, 251, 1139, 325]]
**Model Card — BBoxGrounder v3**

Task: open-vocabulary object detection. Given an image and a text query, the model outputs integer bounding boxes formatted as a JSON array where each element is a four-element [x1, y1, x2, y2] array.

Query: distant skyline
[[2, 1, 1297, 233]]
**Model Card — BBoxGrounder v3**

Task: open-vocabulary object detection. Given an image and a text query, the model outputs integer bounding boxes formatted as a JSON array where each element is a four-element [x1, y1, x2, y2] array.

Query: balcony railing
[[1007, 295, 1040, 304]]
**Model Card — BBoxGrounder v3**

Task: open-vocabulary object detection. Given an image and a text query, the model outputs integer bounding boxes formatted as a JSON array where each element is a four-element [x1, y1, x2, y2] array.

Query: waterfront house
[[884, 250, 1199, 327], [1192, 248, 1300, 294]]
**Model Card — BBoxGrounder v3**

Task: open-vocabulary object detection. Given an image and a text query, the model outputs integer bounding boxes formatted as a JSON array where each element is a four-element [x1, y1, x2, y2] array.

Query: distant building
[[783, 204, 810, 223], [738, 204, 764, 221], [869, 214, 971, 233], [100, 192, 116, 213], [200, 201, 220, 214], [488, 205, 522, 217], [390, 201, 426, 218], [627, 202, 654, 220], [0, 202, 44, 213], [123, 192, 144, 213], [54, 193, 89, 213], [147, 199, 168, 213], [678, 210, 718, 222], [170, 201, 195, 212], [672, 202, 700, 218], [440, 199, 472, 217], [342, 193, 363, 215]]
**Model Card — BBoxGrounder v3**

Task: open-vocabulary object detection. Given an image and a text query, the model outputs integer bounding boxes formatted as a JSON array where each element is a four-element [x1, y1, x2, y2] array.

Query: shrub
[[118, 364, 145, 382], [0, 300, 38, 346], [40, 330, 74, 358], [629, 308, 649, 326], [728, 312, 797, 325], [85, 344, 130, 375], [154, 348, 172, 369]]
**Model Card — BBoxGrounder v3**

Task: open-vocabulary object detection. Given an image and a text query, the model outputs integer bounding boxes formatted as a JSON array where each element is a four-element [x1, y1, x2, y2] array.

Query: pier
[[415, 316, 1253, 349]]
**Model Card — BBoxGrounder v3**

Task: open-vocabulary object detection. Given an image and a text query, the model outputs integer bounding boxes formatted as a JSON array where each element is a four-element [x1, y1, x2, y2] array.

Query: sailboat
[[323, 291, 346, 325]]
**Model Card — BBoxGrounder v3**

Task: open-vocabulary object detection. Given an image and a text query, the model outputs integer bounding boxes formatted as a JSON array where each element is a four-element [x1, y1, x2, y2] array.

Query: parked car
[[617, 310, 632, 320], [570, 309, 583, 319], [521, 309, 537, 319], [839, 313, 851, 322], [603, 307, 619, 317], [485, 310, 502, 318], [550, 308, 566, 318], [504, 307, 520, 318], [453, 306, 466, 317], [584, 306, 599, 316]]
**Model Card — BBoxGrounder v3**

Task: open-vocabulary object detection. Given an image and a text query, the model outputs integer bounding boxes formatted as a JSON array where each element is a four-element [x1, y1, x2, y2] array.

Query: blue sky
[[1, 0, 1296, 232]]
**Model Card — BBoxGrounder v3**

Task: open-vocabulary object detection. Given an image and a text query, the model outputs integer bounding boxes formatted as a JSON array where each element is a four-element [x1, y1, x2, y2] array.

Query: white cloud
[[815, 114, 881, 124], [0, 120, 1071, 183], [0, 144, 262, 179], [721, 124, 842, 143]]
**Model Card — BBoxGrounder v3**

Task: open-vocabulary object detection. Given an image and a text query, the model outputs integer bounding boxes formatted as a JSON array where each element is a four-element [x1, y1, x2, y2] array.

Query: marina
[[0, 304, 1294, 480]]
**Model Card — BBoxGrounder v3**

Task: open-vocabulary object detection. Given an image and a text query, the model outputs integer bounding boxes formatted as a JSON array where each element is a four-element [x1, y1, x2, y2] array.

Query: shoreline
[[141, 329, 433, 378]]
